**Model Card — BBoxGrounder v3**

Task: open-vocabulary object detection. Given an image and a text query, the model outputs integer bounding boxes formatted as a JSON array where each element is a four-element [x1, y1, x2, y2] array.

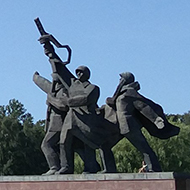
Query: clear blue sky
[[0, 1, 190, 122]]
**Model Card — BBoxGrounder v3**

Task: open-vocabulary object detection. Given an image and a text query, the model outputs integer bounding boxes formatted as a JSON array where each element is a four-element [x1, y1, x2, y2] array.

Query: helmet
[[119, 72, 135, 84], [75, 66, 91, 80]]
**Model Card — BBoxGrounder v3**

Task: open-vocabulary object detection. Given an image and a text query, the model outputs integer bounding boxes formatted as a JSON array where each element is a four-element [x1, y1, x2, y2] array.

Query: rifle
[[34, 17, 71, 65], [34, 17, 72, 130], [34, 17, 74, 88]]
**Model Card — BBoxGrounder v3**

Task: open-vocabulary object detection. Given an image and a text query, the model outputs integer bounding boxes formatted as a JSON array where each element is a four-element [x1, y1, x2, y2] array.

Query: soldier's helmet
[[119, 72, 135, 84], [75, 66, 91, 80]]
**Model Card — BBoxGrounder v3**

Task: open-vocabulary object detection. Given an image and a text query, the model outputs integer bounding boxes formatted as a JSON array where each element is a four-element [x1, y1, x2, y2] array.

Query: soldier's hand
[[154, 117, 164, 129], [43, 43, 55, 57], [38, 34, 51, 44]]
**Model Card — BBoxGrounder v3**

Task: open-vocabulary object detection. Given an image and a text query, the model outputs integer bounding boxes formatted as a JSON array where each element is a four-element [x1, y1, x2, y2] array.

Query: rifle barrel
[[34, 17, 47, 36]]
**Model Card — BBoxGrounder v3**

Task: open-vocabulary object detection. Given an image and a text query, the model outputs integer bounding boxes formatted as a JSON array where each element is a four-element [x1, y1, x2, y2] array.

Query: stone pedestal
[[0, 172, 189, 190]]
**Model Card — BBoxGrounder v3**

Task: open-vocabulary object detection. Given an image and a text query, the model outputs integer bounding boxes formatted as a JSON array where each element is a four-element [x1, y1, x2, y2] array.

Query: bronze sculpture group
[[33, 18, 180, 175]]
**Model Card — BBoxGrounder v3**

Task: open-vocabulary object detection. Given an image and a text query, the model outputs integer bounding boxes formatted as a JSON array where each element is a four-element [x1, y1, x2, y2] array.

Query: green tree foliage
[[183, 111, 190, 125], [74, 153, 84, 174], [0, 99, 190, 175], [112, 138, 142, 173], [166, 111, 190, 125], [0, 99, 47, 175]]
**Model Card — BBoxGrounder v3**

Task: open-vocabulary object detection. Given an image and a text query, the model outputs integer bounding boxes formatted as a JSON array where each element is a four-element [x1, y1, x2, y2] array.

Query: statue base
[[0, 172, 189, 190]]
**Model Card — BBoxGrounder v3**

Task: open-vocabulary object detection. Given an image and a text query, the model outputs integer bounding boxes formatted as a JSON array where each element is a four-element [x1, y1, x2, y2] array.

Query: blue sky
[[0, 1, 190, 122]]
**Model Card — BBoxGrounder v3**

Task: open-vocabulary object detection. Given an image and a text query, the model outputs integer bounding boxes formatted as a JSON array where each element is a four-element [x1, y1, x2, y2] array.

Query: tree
[[0, 99, 47, 175], [183, 111, 190, 125]]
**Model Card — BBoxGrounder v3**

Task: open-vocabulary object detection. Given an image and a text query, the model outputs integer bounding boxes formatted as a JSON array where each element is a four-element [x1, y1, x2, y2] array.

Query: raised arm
[[33, 71, 51, 94]]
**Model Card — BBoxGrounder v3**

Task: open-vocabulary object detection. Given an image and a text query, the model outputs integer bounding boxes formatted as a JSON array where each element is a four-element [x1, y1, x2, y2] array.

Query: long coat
[[60, 78, 112, 149], [115, 81, 180, 139], [33, 74, 67, 132]]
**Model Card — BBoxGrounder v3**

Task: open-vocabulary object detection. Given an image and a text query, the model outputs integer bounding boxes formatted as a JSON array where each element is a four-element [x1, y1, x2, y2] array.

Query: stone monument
[[33, 18, 180, 175]]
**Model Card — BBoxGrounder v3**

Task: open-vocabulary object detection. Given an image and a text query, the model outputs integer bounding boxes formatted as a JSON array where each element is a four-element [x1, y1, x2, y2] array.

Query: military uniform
[[115, 81, 161, 171], [59, 72, 102, 173], [33, 73, 67, 175], [104, 72, 179, 172]]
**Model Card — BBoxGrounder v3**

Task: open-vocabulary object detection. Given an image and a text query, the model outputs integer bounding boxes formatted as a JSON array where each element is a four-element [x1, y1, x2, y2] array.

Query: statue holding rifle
[[33, 18, 101, 174], [33, 18, 180, 174], [33, 18, 72, 175]]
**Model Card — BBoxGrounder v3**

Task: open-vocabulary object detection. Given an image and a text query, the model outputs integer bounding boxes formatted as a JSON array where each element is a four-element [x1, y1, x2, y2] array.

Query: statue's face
[[76, 70, 87, 82], [119, 77, 127, 84]]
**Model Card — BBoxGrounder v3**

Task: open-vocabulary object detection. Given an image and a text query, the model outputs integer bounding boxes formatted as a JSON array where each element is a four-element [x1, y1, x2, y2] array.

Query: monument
[[33, 17, 180, 175], [0, 17, 187, 190], [28, 18, 188, 190]]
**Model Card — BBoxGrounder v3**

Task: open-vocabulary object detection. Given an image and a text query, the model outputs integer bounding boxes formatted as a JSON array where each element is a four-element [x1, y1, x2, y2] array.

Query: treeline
[[0, 99, 47, 175], [0, 99, 190, 175]]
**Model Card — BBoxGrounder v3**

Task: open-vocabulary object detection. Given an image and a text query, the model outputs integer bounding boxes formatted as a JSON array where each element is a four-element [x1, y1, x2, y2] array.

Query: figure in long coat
[[33, 40, 102, 174], [103, 72, 180, 172], [35, 33, 179, 174], [55, 65, 110, 174], [33, 43, 69, 175]]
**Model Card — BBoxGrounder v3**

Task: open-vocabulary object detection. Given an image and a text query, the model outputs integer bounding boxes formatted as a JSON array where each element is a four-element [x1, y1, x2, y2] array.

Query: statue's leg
[[82, 145, 101, 173], [41, 131, 61, 175], [124, 129, 162, 172], [99, 134, 122, 173], [73, 137, 101, 173], [99, 147, 116, 173], [57, 131, 74, 174]]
